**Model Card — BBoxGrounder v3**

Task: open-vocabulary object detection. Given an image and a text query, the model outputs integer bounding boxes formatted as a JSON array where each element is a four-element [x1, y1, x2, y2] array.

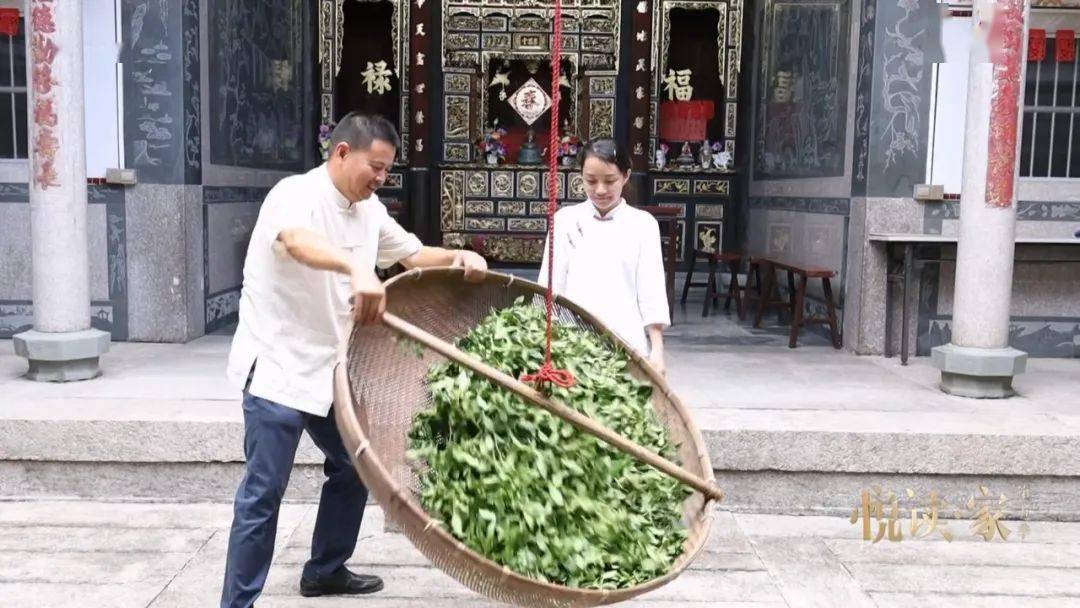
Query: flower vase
[[486, 152, 499, 166], [561, 155, 574, 167]]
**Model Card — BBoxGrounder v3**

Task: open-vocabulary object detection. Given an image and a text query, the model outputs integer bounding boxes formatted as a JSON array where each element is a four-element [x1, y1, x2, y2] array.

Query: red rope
[[522, 0, 574, 391]]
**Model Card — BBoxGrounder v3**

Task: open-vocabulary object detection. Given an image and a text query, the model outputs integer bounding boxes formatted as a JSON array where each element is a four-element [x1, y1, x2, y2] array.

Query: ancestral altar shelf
[[318, 0, 746, 267]]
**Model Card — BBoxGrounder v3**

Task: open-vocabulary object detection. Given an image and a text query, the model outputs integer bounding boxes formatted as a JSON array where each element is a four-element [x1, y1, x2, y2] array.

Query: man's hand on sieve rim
[[451, 250, 489, 283], [349, 269, 386, 325]]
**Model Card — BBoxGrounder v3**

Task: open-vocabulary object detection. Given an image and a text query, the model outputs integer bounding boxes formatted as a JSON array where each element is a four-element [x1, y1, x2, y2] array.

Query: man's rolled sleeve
[[376, 210, 423, 269]]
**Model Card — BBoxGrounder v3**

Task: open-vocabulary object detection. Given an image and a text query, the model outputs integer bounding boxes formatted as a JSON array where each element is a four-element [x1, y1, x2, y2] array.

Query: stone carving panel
[[498, 201, 527, 216], [589, 98, 615, 139], [568, 174, 586, 199], [517, 172, 540, 199], [654, 179, 691, 195], [440, 171, 465, 231], [466, 200, 494, 214], [588, 75, 616, 97], [466, 217, 506, 231], [445, 73, 472, 94], [695, 221, 723, 253], [445, 96, 471, 139], [695, 203, 725, 219], [466, 171, 489, 197], [444, 143, 471, 162], [509, 218, 547, 232], [755, 0, 849, 178], [208, 0, 306, 171], [694, 179, 730, 196], [492, 171, 514, 197]]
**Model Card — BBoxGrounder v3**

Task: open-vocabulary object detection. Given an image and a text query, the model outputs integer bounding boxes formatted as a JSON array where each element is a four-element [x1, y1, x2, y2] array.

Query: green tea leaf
[[408, 301, 690, 589]]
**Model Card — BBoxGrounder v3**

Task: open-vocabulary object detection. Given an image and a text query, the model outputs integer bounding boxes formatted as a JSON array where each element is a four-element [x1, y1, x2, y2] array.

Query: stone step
[[3, 401, 1078, 519], [7, 400, 1077, 477], [3, 336, 1078, 518], [9, 460, 1072, 521]]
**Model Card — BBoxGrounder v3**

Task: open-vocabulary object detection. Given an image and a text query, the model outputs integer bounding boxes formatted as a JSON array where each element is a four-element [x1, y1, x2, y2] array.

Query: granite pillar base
[[13, 328, 111, 382], [931, 343, 1027, 399]]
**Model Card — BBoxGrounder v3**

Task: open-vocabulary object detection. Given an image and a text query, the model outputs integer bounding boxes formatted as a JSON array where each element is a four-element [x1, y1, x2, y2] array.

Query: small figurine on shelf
[[518, 128, 542, 165], [699, 139, 712, 169], [476, 123, 508, 165], [557, 134, 582, 166], [656, 143, 669, 170], [676, 141, 695, 167], [318, 122, 335, 161], [710, 141, 725, 170]]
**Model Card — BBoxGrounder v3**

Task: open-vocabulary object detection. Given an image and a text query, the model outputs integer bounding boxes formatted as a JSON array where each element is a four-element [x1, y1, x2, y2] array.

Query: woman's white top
[[538, 199, 670, 355]]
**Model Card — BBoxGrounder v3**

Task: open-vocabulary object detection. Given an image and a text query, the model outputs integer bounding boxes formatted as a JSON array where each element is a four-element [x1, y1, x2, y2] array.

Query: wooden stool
[[680, 251, 743, 318], [744, 257, 788, 325], [750, 256, 841, 349]]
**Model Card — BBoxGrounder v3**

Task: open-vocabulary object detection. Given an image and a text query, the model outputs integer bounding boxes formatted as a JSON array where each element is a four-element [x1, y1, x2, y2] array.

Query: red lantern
[[0, 9, 19, 37], [1057, 30, 1075, 62], [1029, 28, 1046, 62]]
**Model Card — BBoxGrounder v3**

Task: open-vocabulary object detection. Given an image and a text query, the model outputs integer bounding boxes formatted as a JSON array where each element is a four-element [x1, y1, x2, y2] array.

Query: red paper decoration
[[1056, 30, 1075, 62], [0, 9, 19, 37], [658, 101, 715, 142], [1029, 28, 1046, 62]]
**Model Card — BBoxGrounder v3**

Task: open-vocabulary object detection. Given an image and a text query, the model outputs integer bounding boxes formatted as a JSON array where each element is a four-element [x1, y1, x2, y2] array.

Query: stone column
[[931, 0, 1029, 397], [13, 0, 109, 381]]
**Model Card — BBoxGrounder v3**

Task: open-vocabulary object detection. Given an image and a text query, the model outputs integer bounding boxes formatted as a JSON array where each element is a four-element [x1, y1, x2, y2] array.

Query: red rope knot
[[521, 363, 575, 389], [523, 0, 569, 393]]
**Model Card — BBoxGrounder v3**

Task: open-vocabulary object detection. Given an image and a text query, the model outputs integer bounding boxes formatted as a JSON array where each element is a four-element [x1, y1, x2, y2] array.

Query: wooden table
[[639, 205, 680, 314], [868, 233, 1080, 365]]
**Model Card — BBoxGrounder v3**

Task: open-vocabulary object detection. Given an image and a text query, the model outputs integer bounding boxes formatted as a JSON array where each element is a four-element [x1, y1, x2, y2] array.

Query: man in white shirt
[[220, 113, 487, 608]]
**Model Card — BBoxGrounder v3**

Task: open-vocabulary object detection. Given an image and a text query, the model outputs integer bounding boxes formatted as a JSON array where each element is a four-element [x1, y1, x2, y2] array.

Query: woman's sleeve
[[636, 216, 671, 328], [537, 214, 570, 294]]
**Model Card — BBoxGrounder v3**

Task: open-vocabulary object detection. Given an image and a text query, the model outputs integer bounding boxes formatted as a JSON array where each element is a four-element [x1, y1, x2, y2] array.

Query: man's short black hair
[[330, 112, 400, 152]]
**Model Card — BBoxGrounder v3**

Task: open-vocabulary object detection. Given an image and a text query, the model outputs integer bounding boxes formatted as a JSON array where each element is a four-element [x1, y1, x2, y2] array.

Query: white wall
[[82, 0, 122, 178], [926, 15, 971, 194], [0, 0, 26, 182], [927, 9, 1080, 195], [0, 0, 121, 182]]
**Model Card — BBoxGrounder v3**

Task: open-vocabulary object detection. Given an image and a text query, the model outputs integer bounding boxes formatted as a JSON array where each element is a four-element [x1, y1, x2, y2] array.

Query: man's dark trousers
[[220, 392, 369, 608]]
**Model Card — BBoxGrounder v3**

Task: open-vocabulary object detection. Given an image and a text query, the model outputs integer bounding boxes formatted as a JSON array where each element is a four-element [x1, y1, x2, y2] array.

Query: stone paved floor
[[1, 500, 1078, 607], [3, 277, 1079, 605]]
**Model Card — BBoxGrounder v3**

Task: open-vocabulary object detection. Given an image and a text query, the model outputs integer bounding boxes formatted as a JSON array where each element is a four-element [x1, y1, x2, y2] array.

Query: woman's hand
[[648, 348, 666, 377], [647, 325, 666, 376]]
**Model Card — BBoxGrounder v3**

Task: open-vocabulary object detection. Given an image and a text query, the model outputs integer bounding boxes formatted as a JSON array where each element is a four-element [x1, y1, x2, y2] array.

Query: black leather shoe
[[299, 566, 384, 597]]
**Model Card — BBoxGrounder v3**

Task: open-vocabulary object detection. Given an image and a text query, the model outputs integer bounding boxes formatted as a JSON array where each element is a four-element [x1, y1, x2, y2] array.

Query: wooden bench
[[681, 251, 744, 318], [748, 256, 841, 349]]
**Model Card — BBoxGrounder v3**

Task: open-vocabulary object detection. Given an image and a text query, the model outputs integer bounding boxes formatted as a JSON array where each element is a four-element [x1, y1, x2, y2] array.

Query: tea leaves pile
[[407, 301, 690, 589]]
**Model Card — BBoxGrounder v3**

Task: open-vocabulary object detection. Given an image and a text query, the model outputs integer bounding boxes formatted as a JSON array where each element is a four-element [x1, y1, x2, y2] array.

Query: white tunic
[[226, 164, 422, 416], [538, 200, 670, 355]]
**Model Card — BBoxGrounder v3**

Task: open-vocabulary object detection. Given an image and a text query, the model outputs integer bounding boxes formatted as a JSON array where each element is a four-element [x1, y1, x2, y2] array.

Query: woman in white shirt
[[539, 138, 670, 374]]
